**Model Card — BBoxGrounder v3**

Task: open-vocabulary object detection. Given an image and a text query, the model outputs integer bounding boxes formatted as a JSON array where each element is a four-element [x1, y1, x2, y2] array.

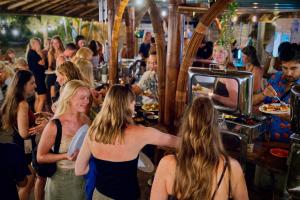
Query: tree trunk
[[109, 0, 129, 84], [147, 0, 166, 124], [175, 0, 233, 119]]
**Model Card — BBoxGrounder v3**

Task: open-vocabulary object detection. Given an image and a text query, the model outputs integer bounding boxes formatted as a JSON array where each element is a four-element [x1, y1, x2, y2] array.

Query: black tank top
[[93, 155, 140, 200]]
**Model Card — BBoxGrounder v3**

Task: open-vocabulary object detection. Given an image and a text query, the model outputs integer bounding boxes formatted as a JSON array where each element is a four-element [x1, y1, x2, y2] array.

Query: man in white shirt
[[132, 49, 158, 103]]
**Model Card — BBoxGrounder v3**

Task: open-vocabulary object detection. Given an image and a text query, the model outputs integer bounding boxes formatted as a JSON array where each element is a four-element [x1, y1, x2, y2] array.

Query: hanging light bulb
[[252, 15, 257, 23]]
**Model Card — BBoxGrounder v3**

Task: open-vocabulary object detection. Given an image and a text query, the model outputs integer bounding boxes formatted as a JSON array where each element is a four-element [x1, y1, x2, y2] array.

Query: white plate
[[67, 124, 89, 156], [138, 152, 154, 173], [259, 103, 290, 115]]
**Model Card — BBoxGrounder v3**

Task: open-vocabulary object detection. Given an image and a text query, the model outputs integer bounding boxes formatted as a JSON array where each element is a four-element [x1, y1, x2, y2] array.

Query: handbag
[[32, 118, 62, 178]]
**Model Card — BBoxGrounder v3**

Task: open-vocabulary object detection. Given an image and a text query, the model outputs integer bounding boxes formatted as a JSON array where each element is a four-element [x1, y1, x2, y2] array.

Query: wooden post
[[175, 0, 233, 119], [125, 6, 135, 58], [147, 0, 166, 123], [107, 0, 114, 63], [164, 0, 182, 128], [257, 22, 265, 63], [109, 0, 129, 84]]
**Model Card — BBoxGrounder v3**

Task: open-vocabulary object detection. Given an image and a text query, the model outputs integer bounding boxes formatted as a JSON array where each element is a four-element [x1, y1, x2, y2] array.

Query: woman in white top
[[37, 80, 91, 200]]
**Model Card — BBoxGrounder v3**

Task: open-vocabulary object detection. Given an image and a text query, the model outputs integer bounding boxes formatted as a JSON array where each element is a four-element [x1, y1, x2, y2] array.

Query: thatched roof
[[0, 0, 99, 20]]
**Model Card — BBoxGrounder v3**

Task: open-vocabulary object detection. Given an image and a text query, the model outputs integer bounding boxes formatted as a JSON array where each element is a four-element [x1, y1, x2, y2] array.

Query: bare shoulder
[[18, 101, 29, 109], [228, 157, 244, 180], [43, 120, 57, 135], [159, 154, 177, 167], [228, 157, 242, 170]]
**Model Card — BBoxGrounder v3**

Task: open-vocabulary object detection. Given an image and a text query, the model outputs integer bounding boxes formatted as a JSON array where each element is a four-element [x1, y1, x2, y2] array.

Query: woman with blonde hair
[[74, 58, 94, 87], [151, 97, 248, 200], [50, 61, 86, 113], [75, 84, 179, 200], [0, 61, 15, 104], [37, 80, 90, 200], [72, 47, 93, 63], [26, 37, 46, 112]]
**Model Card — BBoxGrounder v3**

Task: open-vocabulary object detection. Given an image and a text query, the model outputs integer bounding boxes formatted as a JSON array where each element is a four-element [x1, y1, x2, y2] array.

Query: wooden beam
[[41, 0, 74, 12], [0, 0, 13, 6], [7, 0, 34, 10], [52, 2, 82, 13], [79, 7, 98, 17], [65, 4, 86, 15], [177, 6, 208, 14], [164, 0, 182, 127], [33, 0, 62, 11], [147, 0, 166, 124], [21, 0, 48, 11]]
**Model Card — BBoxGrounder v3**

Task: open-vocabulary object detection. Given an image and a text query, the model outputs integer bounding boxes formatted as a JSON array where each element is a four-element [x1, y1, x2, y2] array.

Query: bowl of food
[[142, 103, 159, 112], [146, 114, 159, 123]]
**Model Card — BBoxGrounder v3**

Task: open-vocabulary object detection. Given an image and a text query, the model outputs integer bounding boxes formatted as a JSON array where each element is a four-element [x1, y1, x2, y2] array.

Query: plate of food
[[259, 103, 290, 115], [192, 84, 212, 95], [270, 148, 289, 158], [142, 103, 159, 112]]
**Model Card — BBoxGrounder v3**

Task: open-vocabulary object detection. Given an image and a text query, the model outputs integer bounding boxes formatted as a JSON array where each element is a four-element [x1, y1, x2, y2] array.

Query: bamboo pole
[[164, 0, 182, 128], [147, 0, 166, 123], [109, 0, 129, 84], [175, 0, 233, 118], [124, 6, 135, 58]]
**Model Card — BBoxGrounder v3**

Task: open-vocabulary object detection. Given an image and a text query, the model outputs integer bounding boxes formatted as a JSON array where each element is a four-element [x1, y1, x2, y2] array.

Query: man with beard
[[253, 42, 300, 142]]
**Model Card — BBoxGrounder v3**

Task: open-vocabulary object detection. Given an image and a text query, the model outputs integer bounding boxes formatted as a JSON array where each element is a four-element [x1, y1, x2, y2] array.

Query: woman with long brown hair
[[150, 97, 248, 200], [47, 36, 65, 103], [75, 84, 179, 200], [1, 70, 46, 200]]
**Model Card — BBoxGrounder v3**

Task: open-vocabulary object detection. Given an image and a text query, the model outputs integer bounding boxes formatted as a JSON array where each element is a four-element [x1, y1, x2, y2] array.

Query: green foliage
[[217, 2, 238, 49]]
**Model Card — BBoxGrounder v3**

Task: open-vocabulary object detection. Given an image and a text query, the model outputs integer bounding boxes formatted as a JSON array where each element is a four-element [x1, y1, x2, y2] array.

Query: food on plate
[[143, 90, 152, 96], [192, 83, 203, 92], [142, 103, 159, 111], [34, 112, 53, 124], [262, 104, 289, 112]]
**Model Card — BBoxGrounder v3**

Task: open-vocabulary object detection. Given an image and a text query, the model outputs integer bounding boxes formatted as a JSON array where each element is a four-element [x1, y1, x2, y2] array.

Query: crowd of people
[[6, 30, 296, 200]]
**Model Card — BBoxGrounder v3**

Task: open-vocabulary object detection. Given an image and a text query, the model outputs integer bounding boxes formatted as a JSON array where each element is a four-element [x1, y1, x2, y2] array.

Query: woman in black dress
[[26, 37, 47, 112]]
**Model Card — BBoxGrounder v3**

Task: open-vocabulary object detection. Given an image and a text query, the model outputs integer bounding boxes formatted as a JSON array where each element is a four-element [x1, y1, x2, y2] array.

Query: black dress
[[27, 49, 47, 95], [0, 143, 31, 200]]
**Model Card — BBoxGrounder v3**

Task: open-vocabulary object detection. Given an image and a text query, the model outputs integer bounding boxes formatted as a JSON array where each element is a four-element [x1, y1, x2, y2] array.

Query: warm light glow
[[253, 6, 258, 9], [11, 29, 19, 37], [231, 15, 238, 23], [252, 15, 257, 23], [1, 28, 6, 35], [59, 18, 64, 25], [161, 10, 167, 17]]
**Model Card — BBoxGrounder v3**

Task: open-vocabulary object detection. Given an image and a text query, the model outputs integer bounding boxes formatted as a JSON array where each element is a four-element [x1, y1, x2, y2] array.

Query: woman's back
[[151, 155, 248, 200], [90, 125, 148, 161]]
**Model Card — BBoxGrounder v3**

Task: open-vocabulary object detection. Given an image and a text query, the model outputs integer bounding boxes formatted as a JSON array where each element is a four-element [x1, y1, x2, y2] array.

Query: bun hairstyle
[[279, 42, 300, 63], [242, 45, 260, 67]]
